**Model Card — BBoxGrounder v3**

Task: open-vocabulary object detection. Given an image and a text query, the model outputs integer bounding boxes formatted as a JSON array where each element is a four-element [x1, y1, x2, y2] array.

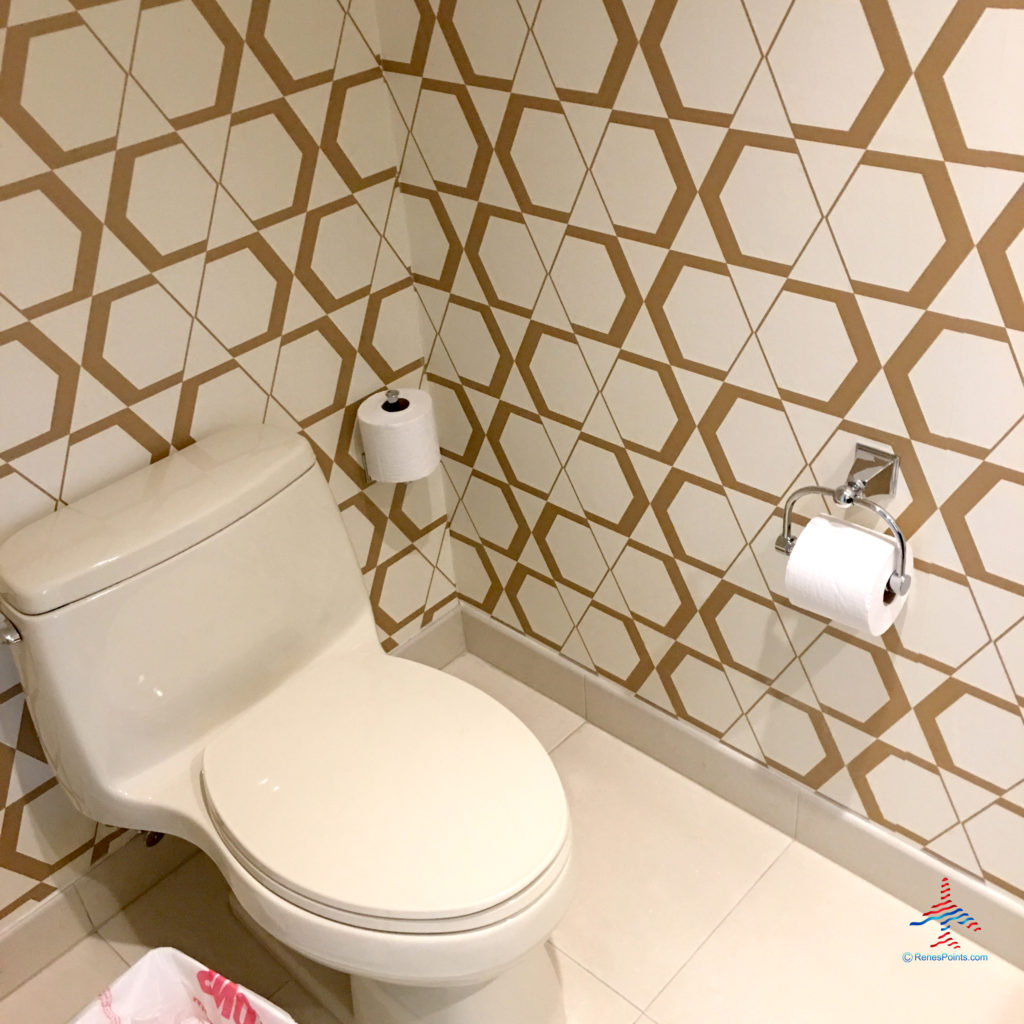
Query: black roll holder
[[775, 443, 912, 597]]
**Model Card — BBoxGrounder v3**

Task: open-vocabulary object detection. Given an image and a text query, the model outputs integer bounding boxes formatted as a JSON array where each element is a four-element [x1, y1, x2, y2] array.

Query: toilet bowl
[[0, 426, 572, 1024]]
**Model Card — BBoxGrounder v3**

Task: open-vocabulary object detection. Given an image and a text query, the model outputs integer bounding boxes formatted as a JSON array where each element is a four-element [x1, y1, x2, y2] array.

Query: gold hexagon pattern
[[0, 0, 455, 918], [6, 0, 1024, 923], [422, 0, 1024, 910]]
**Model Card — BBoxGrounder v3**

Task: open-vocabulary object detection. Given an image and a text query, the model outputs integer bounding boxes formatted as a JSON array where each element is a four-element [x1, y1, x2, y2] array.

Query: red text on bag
[[197, 969, 260, 1024]]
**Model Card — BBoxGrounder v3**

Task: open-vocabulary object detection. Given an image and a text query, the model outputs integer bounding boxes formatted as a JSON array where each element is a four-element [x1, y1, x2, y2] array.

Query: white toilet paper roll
[[784, 515, 912, 637], [357, 388, 440, 483]]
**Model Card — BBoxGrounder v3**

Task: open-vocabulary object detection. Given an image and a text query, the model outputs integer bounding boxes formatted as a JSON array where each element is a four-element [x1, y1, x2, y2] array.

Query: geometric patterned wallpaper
[[392, 0, 1024, 908], [3, 0, 1024, 930], [0, 0, 453, 924]]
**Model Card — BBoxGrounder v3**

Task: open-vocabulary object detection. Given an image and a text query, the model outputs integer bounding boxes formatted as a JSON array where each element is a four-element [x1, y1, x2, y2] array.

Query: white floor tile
[[552, 945, 640, 1024], [97, 853, 291, 999], [550, 725, 790, 1008], [646, 843, 1024, 1024], [73, 833, 197, 929], [0, 935, 128, 1024], [445, 653, 584, 751], [269, 979, 344, 1024]]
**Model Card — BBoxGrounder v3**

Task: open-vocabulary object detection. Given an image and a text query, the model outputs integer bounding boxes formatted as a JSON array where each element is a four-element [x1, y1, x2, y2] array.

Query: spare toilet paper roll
[[784, 515, 912, 637], [357, 388, 441, 483]]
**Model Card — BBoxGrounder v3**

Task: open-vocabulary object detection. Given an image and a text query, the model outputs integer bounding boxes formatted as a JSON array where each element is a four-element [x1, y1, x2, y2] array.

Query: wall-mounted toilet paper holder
[[775, 443, 911, 596]]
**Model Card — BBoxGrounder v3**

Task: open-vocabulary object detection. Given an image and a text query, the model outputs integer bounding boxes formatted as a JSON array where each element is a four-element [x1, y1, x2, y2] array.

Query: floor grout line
[[637, 835, 797, 1017], [105, 935, 133, 968], [547, 717, 587, 755], [549, 939, 644, 1014]]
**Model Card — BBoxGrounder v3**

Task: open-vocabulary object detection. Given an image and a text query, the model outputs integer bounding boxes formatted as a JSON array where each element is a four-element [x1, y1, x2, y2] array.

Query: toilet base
[[350, 944, 565, 1024]]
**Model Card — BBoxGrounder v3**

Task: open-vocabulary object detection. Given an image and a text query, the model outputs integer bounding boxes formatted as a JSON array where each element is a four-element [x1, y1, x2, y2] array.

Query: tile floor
[[3, 653, 1024, 1023]]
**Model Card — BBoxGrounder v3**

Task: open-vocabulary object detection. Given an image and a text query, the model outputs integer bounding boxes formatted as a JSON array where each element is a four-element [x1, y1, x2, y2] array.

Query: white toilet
[[0, 426, 572, 1024]]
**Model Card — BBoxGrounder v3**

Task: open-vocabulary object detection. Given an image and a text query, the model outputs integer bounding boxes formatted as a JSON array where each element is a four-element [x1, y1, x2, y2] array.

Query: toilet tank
[[0, 426, 378, 823]]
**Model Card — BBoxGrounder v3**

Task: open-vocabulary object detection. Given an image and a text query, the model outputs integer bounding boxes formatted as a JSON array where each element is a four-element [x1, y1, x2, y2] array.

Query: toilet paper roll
[[357, 388, 440, 483], [784, 515, 912, 637]]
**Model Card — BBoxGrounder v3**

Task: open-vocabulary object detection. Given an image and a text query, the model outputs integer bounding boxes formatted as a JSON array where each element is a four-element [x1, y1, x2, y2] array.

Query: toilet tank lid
[[0, 426, 316, 616]]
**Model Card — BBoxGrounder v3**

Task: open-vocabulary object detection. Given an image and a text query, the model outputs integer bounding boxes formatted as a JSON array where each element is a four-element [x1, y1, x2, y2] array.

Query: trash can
[[71, 946, 298, 1024]]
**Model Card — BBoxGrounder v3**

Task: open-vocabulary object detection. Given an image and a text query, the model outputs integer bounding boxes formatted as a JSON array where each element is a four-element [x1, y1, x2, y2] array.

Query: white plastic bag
[[71, 946, 297, 1024]]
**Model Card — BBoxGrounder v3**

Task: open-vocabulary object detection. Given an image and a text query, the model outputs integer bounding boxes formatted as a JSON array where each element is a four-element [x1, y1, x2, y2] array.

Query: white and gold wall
[[0, 0, 453, 923], [394, 0, 1024, 908], [3, 0, 1024, 928]]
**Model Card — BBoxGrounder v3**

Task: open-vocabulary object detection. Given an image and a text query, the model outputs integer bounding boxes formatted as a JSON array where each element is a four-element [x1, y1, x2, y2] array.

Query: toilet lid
[[201, 648, 570, 925]]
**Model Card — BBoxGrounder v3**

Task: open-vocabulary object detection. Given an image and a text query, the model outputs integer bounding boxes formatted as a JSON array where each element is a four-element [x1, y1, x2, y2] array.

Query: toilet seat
[[201, 645, 570, 936]]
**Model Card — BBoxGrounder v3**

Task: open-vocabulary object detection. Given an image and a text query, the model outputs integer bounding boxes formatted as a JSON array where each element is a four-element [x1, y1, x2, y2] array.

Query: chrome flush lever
[[0, 615, 21, 645]]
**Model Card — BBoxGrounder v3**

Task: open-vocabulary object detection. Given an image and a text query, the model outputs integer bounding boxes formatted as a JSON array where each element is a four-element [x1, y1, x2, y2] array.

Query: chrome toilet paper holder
[[775, 443, 911, 596]]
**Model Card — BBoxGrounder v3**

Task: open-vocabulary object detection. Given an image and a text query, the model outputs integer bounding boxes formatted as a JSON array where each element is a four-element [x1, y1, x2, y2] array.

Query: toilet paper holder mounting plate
[[775, 444, 911, 596]]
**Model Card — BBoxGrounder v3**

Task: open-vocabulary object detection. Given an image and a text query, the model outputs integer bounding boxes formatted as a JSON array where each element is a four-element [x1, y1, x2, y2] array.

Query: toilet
[[0, 426, 573, 1024]]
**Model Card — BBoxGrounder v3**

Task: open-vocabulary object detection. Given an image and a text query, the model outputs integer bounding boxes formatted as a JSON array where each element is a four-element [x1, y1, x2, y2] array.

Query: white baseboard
[[392, 605, 466, 669], [460, 606, 1024, 972]]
